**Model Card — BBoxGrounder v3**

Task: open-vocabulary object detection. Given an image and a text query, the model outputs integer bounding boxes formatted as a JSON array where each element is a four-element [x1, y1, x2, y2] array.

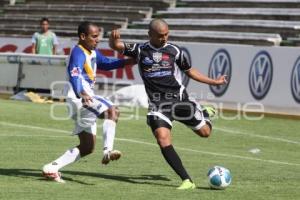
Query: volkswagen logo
[[249, 51, 273, 100], [291, 56, 300, 103], [208, 49, 231, 97]]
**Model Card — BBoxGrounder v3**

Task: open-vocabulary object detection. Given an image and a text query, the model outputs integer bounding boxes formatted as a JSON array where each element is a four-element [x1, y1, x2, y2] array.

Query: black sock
[[160, 145, 191, 181]]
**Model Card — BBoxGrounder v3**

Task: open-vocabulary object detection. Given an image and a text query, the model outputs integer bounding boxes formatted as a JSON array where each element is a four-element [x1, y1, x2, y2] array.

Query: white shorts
[[66, 95, 114, 135]]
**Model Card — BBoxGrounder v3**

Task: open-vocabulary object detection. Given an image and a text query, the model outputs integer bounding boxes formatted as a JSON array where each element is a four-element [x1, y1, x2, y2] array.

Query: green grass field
[[0, 99, 299, 200]]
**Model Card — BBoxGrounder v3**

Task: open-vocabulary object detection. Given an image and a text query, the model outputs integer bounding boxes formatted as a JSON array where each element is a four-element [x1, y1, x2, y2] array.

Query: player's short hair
[[149, 18, 168, 32], [77, 21, 97, 38], [40, 17, 49, 24]]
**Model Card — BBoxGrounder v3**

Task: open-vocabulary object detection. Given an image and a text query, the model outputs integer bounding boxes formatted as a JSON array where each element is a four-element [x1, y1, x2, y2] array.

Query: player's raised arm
[[185, 68, 227, 85], [109, 29, 139, 61], [109, 29, 125, 53], [175, 47, 227, 85]]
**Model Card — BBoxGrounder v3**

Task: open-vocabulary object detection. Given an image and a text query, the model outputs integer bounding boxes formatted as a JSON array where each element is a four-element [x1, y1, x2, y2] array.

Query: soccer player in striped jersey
[[42, 21, 134, 183], [109, 19, 227, 190]]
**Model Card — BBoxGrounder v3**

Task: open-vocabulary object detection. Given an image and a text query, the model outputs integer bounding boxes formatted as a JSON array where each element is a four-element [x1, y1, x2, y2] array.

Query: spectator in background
[[31, 18, 58, 55]]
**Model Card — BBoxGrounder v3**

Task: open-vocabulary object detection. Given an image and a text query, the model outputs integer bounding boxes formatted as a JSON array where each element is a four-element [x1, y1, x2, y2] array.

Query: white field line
[[214, 127, 300, 145], [0, 121, 299, 167]]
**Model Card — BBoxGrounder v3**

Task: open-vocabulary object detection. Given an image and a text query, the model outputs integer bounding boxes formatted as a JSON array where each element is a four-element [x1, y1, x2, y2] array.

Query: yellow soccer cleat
[[176, 179, 196, 190], [203, 105, 217, 118]]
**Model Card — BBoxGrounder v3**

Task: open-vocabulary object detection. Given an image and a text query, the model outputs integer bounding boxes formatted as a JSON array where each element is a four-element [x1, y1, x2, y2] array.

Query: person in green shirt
[[31, 18, 58, 55]]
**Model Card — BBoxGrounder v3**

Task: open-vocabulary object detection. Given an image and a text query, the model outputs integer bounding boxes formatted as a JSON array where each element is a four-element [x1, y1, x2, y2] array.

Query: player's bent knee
[[79, 146, 94, 157], [157, 137, 170, 147], [106, 106, 119, 122], [155, 130, 171, 147], [114, 107, 120, 120], [195, 125, 212, 138]]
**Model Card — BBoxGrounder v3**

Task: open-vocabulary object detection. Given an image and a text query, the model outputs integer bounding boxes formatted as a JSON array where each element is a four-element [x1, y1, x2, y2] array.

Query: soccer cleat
[[42, 164, 65, 183], [203, 105, 217, 118], [101, 150, 122, 165], [176, 179, 196, 190]]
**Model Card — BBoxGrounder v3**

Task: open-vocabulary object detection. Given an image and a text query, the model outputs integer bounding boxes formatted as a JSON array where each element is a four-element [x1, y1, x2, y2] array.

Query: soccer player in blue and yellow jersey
[[42, 21, 134, 183]]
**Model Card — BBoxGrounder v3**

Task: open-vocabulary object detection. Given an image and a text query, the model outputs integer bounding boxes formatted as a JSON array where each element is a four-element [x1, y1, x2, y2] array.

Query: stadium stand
[[3, 4, 152, 21], [0, 15, 127, 37], [177, 0, 300, 8], [0, 24, 102, 37], [24, 0, 176, 11], [156, 8, 300, 21], [0, 2, 153, 37], [145, 0, 300, 45], [0, 0, 299, 46], [117, 29, 282, 46], [131, 19, 300, 38]]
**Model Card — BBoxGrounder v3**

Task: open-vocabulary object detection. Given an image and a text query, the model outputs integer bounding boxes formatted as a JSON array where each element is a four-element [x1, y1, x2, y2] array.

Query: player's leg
[[92, 96, 121, 165], [176, 100, 213, 138], [101, 105, 121, 164], [194, 124, 211, 138], [192, 107, 213, 138], [42, 99, 97, 182], [42, 131, 95, 183], [77, 131, 96, 156], [194, 105, 216, 137], [147, 114, 195, 190]]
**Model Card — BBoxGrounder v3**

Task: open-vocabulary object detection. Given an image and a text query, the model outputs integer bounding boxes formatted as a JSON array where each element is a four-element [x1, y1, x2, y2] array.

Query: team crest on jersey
[[153, 52, 162, 63], [70, 67, 80, 77]]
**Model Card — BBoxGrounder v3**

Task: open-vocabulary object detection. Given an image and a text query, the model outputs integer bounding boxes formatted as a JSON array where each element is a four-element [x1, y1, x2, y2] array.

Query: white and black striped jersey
[[123, 42, 191, 104]]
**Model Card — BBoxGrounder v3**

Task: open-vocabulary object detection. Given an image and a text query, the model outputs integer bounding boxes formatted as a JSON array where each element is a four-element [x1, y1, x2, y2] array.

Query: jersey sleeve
[[31, 32, 38, 44], [176, 48, 192, 71], [67, 48, 86, 98], [122, 42, 139, 58], [52, 32, 59, 45], [96, 50, 125, 70]]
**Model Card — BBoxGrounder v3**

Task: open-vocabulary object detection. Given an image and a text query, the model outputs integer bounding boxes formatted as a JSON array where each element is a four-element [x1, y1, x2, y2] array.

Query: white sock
[[50, 147, 80, 170], [102, 119, 117, 155]]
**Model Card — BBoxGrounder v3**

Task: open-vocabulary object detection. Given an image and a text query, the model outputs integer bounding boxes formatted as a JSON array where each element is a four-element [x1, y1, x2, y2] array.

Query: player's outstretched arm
[[186, 67, 227, 85], [109, 29, 125, 53]]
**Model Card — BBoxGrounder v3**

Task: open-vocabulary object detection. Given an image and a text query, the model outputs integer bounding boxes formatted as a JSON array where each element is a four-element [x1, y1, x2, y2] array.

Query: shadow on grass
[[197, 186, 223, 191], [0, 168, 176, 187]]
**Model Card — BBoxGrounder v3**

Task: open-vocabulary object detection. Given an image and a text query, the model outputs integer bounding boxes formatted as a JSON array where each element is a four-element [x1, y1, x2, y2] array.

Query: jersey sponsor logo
[[70, 67, 80, 77], [144, 71, 172, 78], [208, 49, 231, 97], [142, 57, 154, 65], [144, 63, 171, 72], [153, 52, 162, 63], [249, 51, 273, 100], [291, 56, 300, 103]]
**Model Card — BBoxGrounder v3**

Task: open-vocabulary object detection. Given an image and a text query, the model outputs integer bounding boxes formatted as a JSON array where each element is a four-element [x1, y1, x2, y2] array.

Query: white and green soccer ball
[[207, 166, 232, 189]]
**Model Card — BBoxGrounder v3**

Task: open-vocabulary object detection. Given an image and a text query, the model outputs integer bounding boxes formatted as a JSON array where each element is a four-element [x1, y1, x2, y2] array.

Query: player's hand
[[109, 29, 125, 52], [80, 92, 93, 107], [110, 29, 121, 41], [214, 75, 228, 85]]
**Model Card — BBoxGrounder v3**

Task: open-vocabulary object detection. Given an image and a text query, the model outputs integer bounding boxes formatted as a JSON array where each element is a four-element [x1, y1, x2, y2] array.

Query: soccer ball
[[207, 166, 232, 189]]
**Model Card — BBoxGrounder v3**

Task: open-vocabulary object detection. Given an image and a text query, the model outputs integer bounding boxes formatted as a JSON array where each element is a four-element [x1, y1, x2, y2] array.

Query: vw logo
[[249, 51, 273, 100], [208, 49, 231, 97], [291, 56, 300, 103]]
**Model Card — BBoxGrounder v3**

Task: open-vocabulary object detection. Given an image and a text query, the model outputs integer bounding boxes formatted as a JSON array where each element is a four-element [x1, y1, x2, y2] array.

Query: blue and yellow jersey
[[66, 44, 125, 98]]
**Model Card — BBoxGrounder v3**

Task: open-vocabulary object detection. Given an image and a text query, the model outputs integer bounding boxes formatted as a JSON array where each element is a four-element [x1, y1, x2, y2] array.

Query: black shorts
[[146, 99, 211, 133]]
